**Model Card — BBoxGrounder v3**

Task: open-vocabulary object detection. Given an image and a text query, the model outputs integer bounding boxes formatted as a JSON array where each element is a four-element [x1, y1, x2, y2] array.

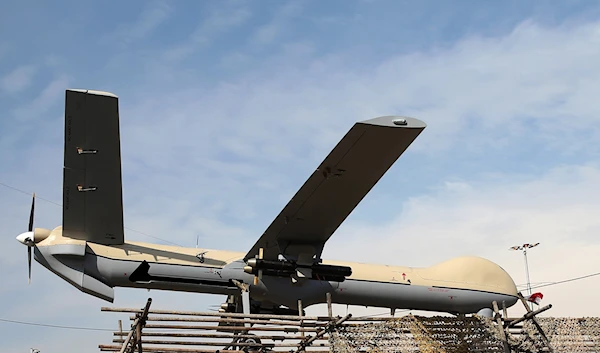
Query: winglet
[[358, 116, 427, 129], [68, 89, 118, 98]]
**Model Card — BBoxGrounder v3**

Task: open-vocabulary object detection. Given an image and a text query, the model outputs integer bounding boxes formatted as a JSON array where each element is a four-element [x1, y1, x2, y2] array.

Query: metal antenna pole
[[523, 248, 531, 296], [509, 243, 539, 311], [523, 248, 533, 310]]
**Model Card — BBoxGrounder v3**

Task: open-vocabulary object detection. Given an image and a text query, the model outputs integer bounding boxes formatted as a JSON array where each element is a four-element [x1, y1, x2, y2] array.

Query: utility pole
[[509, 242, 540, 310]]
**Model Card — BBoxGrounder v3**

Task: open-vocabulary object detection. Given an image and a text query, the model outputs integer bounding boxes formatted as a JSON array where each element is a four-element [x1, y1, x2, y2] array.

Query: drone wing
[[62, 89, 125, 245], [244, 116, 426, 262]]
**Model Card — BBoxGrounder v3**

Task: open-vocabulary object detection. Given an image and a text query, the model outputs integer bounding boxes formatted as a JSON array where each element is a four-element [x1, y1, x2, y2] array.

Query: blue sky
[[2, 1, 600, 352]]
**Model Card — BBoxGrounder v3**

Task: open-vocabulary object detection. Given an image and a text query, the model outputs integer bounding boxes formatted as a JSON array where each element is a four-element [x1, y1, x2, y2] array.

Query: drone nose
[[16, 231, 34, 246]]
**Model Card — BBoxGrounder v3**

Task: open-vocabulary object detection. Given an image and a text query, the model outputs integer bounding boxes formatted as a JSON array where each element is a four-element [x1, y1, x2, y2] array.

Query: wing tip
[[359, 116, 426, 129], [67, 88, 118, 99]]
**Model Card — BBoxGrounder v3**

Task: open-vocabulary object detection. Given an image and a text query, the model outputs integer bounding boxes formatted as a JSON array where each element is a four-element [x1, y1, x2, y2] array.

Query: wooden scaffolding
[[98, 293, 600, 353]]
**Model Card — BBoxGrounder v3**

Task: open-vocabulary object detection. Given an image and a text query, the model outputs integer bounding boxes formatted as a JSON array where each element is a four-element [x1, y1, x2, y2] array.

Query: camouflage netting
[[534, 317, 600, 352], [328, 316, 600, 353]]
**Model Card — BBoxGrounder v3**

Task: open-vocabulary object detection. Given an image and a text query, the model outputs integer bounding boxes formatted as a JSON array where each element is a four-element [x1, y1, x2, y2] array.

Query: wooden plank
[[143, 324, 320, 332], [101, 345, 239, 353], [129, 316, 322, 326], [112, 339, 328, 348], [113, 332, 328, 341], [102, 307, 321, 321]]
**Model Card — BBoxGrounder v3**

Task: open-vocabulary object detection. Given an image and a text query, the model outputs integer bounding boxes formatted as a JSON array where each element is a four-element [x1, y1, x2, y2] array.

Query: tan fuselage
[[33, 226, 518, 314]]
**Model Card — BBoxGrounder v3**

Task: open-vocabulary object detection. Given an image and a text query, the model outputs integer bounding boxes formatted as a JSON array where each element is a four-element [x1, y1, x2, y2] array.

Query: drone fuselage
[[33, 227, 518, 314]]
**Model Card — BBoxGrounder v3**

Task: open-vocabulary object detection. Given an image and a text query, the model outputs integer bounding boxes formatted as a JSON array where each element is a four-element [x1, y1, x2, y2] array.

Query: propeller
[[16, 194, 51, 284], [253, 248, 264, 286], [28, 193, 35, 284], [15, 194, 36, 284], [28, 247, 32, 284]]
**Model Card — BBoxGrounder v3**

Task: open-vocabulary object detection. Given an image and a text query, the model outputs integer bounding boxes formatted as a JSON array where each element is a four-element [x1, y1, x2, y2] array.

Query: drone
[[16, 89, 519, 318]]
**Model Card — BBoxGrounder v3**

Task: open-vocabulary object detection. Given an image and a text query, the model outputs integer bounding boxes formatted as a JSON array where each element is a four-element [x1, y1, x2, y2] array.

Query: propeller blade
[[28, 193, 35, 232], [28, 246, 32, 284], [253, 248, 264, 286]]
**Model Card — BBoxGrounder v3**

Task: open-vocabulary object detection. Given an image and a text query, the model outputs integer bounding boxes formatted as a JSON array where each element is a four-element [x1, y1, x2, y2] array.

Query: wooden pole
[[296, 313, 352, 352], [117, 322, 136, 353], [508, 304, 552, 327], [516, 293, 554, 352], [326, 292, 333, 319], [298, 299, 304, 337], [138, 298, 152, 353], [135, 319, 142, 353], [117, 298, 151, 353], [492, 301, 511, 353]]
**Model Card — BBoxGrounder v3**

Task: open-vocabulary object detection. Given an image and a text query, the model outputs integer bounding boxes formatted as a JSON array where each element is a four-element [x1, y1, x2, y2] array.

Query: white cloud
[[11, 75, 69, 121], [129, 20, 600, 175], [102, 1, 171, 46], [250, 2, 303, 46], [220, 51, 250, 68], [1, 65, 36, 94], [163, 7, 252, 61]]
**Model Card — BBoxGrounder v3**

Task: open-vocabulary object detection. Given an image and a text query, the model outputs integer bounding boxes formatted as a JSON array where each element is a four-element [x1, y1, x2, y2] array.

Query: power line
[[123, 227, 181, 246], [354, 309, 410, 319], [0, 317, 114, 332], [529, 271, 600, 291], [0, 181, 181, 246], [0, 181, 61, 207]]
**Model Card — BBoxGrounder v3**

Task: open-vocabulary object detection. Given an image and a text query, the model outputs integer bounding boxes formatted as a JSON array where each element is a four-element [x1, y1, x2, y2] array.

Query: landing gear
[[477, 308, 494, 318], [221, 282, 264, 352], [239, 334, 263, 352], [231, 280, 252, 320]]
